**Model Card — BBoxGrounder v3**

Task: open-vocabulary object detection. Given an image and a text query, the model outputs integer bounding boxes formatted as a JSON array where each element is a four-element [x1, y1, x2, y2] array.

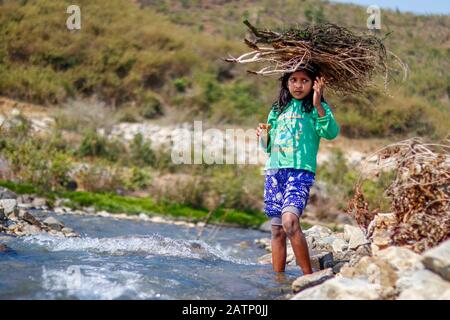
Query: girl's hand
[[313, 76, 326, 108], [256, 123, 271, 137]]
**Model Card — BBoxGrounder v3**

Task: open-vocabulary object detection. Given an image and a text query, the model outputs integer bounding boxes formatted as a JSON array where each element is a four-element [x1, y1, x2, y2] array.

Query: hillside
[[0, 0, 448, 138]]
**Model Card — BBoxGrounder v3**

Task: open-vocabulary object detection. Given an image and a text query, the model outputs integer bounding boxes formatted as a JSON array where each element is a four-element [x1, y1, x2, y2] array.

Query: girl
[[256, 66, 339, 275]]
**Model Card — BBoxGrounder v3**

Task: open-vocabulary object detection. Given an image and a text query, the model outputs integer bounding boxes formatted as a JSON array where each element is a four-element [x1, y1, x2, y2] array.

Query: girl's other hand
[[256, 123, 271, 137], [313, 76, 326, 107]]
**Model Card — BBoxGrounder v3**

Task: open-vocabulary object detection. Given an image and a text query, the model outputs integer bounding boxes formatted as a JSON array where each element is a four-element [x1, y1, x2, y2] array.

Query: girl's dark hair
[[272, 66, 325, 114]]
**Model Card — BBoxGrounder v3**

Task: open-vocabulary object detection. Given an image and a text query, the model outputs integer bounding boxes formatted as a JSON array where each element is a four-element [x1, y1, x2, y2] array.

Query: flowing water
[[0, 212, 302, 300]]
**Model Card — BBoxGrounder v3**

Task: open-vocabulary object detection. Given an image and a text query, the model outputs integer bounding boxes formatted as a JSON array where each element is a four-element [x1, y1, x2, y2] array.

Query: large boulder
[[396, 269, 450, 300], [422, 240, 450, 281], [43, 216, 65, 231], [340, 255, 398, 298], [374, 246, 423, 273], [292, 268, 334, 293], [291, 277, 380, 300], [0, 199, 17, 215], [18, 209, 41, 227], [0, 187, 17, 200]]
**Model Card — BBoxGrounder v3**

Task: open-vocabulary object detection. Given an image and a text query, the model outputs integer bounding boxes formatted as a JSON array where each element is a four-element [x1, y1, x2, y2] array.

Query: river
[[0, 211, 301, 300]]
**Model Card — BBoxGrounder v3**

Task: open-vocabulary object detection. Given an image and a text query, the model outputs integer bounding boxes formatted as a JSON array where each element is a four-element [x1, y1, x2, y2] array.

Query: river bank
[[2, 184, 449, 300]]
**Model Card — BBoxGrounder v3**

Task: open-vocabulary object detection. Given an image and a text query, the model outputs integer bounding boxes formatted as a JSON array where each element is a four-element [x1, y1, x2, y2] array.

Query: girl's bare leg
[[271, 225, 287, 272], [281, 213, 313, 275]]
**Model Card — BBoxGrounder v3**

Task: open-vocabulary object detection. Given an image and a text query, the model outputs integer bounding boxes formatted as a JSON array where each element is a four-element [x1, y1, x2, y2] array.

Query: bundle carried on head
[[225, 20, 406, 95]]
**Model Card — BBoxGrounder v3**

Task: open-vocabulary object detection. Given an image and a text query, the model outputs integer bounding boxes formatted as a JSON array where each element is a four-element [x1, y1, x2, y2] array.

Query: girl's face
[[287, 71, 313, 100]]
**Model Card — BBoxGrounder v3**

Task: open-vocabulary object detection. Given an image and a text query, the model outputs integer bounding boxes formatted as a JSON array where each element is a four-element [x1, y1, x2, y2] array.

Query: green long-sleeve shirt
[[262, 98, 340, 173]]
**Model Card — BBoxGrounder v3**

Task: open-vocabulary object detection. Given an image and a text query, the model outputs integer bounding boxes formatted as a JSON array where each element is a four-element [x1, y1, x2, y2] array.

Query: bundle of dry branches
[[347, 138, 450, 253], [225, 20, 407, 95]]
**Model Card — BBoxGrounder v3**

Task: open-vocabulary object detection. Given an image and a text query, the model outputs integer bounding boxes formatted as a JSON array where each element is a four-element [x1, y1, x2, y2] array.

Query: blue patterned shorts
[[263, 168, 315, 226]]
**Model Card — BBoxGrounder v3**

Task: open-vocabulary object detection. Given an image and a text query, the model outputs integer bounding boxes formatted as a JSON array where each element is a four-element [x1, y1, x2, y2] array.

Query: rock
[[422, 239, 450, 281], [31, 197, 47, 208], [354, 244, 372, 257], [371, 229, 392, 250], [291, 277, 380, 300], [0, 199, 17, 215], [0, 208, 5, 221], [340, 256, 398, 298], [304, 225, 333, 237], [54, 207, 66, 214], [310, 252, 334, 271], [43, 216, 64, 231], [344, 225, 369, 250], [149, 216, 167, 224], [85, 206, 96, 214], [21, 224, 42, 235], [259, 220, 272, 233], [331, 238, 348, 253], [375, 246, 423, 273], [292, 268, 334, 293], [0, 187, 17, 200], [18, 210, 41, 226], [254, 238, 271, 250], [97, 211, 111, 218], [397, 270, 450, 300], [139, 213, 149, 221], [17, 194, 33, 204], [332, 261, 347, 274], [65, 232, 79, 238], [7, 209, 19, 221], [62, 227, 74, 234]]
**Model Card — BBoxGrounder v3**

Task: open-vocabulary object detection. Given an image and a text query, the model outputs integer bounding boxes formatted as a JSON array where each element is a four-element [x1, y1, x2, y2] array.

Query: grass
[[0, 180, 267, 228]]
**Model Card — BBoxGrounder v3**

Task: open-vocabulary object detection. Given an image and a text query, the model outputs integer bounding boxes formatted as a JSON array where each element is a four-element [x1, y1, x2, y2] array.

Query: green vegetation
[[0, 0, 448, 137], [0, 179, 266, 228], [316, 148, 394, 212]]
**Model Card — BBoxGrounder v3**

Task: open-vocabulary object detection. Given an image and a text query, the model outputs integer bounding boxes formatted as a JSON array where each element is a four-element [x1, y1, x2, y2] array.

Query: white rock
[[62, 227, 73, 234], [31, 197, 47, 207], [139, 213, 149, 221], [150, 216, 166, 224], [345, 225, 369, 249], [0, 199, 17, 214], [422, 239, 450, 281], [397, 270, 450, 300], [375, 246, 423, 273], [54, 207, 66, 214], [97, 211, 111, 217], [343, 224, 358, 241], [291, 277, 381, 300], [292, 268, 334, 293], [305, 225, 333, 237], [332, 238, 348, 253]]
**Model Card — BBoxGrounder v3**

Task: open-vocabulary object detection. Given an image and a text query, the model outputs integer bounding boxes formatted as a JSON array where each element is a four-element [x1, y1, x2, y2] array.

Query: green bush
[[129, 133, 156, 166], [77, 130, 125, 162], [0, 115, 72, 191], [139, 93, 163, 119]]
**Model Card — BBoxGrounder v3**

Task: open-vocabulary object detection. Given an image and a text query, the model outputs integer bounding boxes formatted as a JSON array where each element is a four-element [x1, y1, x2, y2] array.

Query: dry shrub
[[347, 138, 450, 253]]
